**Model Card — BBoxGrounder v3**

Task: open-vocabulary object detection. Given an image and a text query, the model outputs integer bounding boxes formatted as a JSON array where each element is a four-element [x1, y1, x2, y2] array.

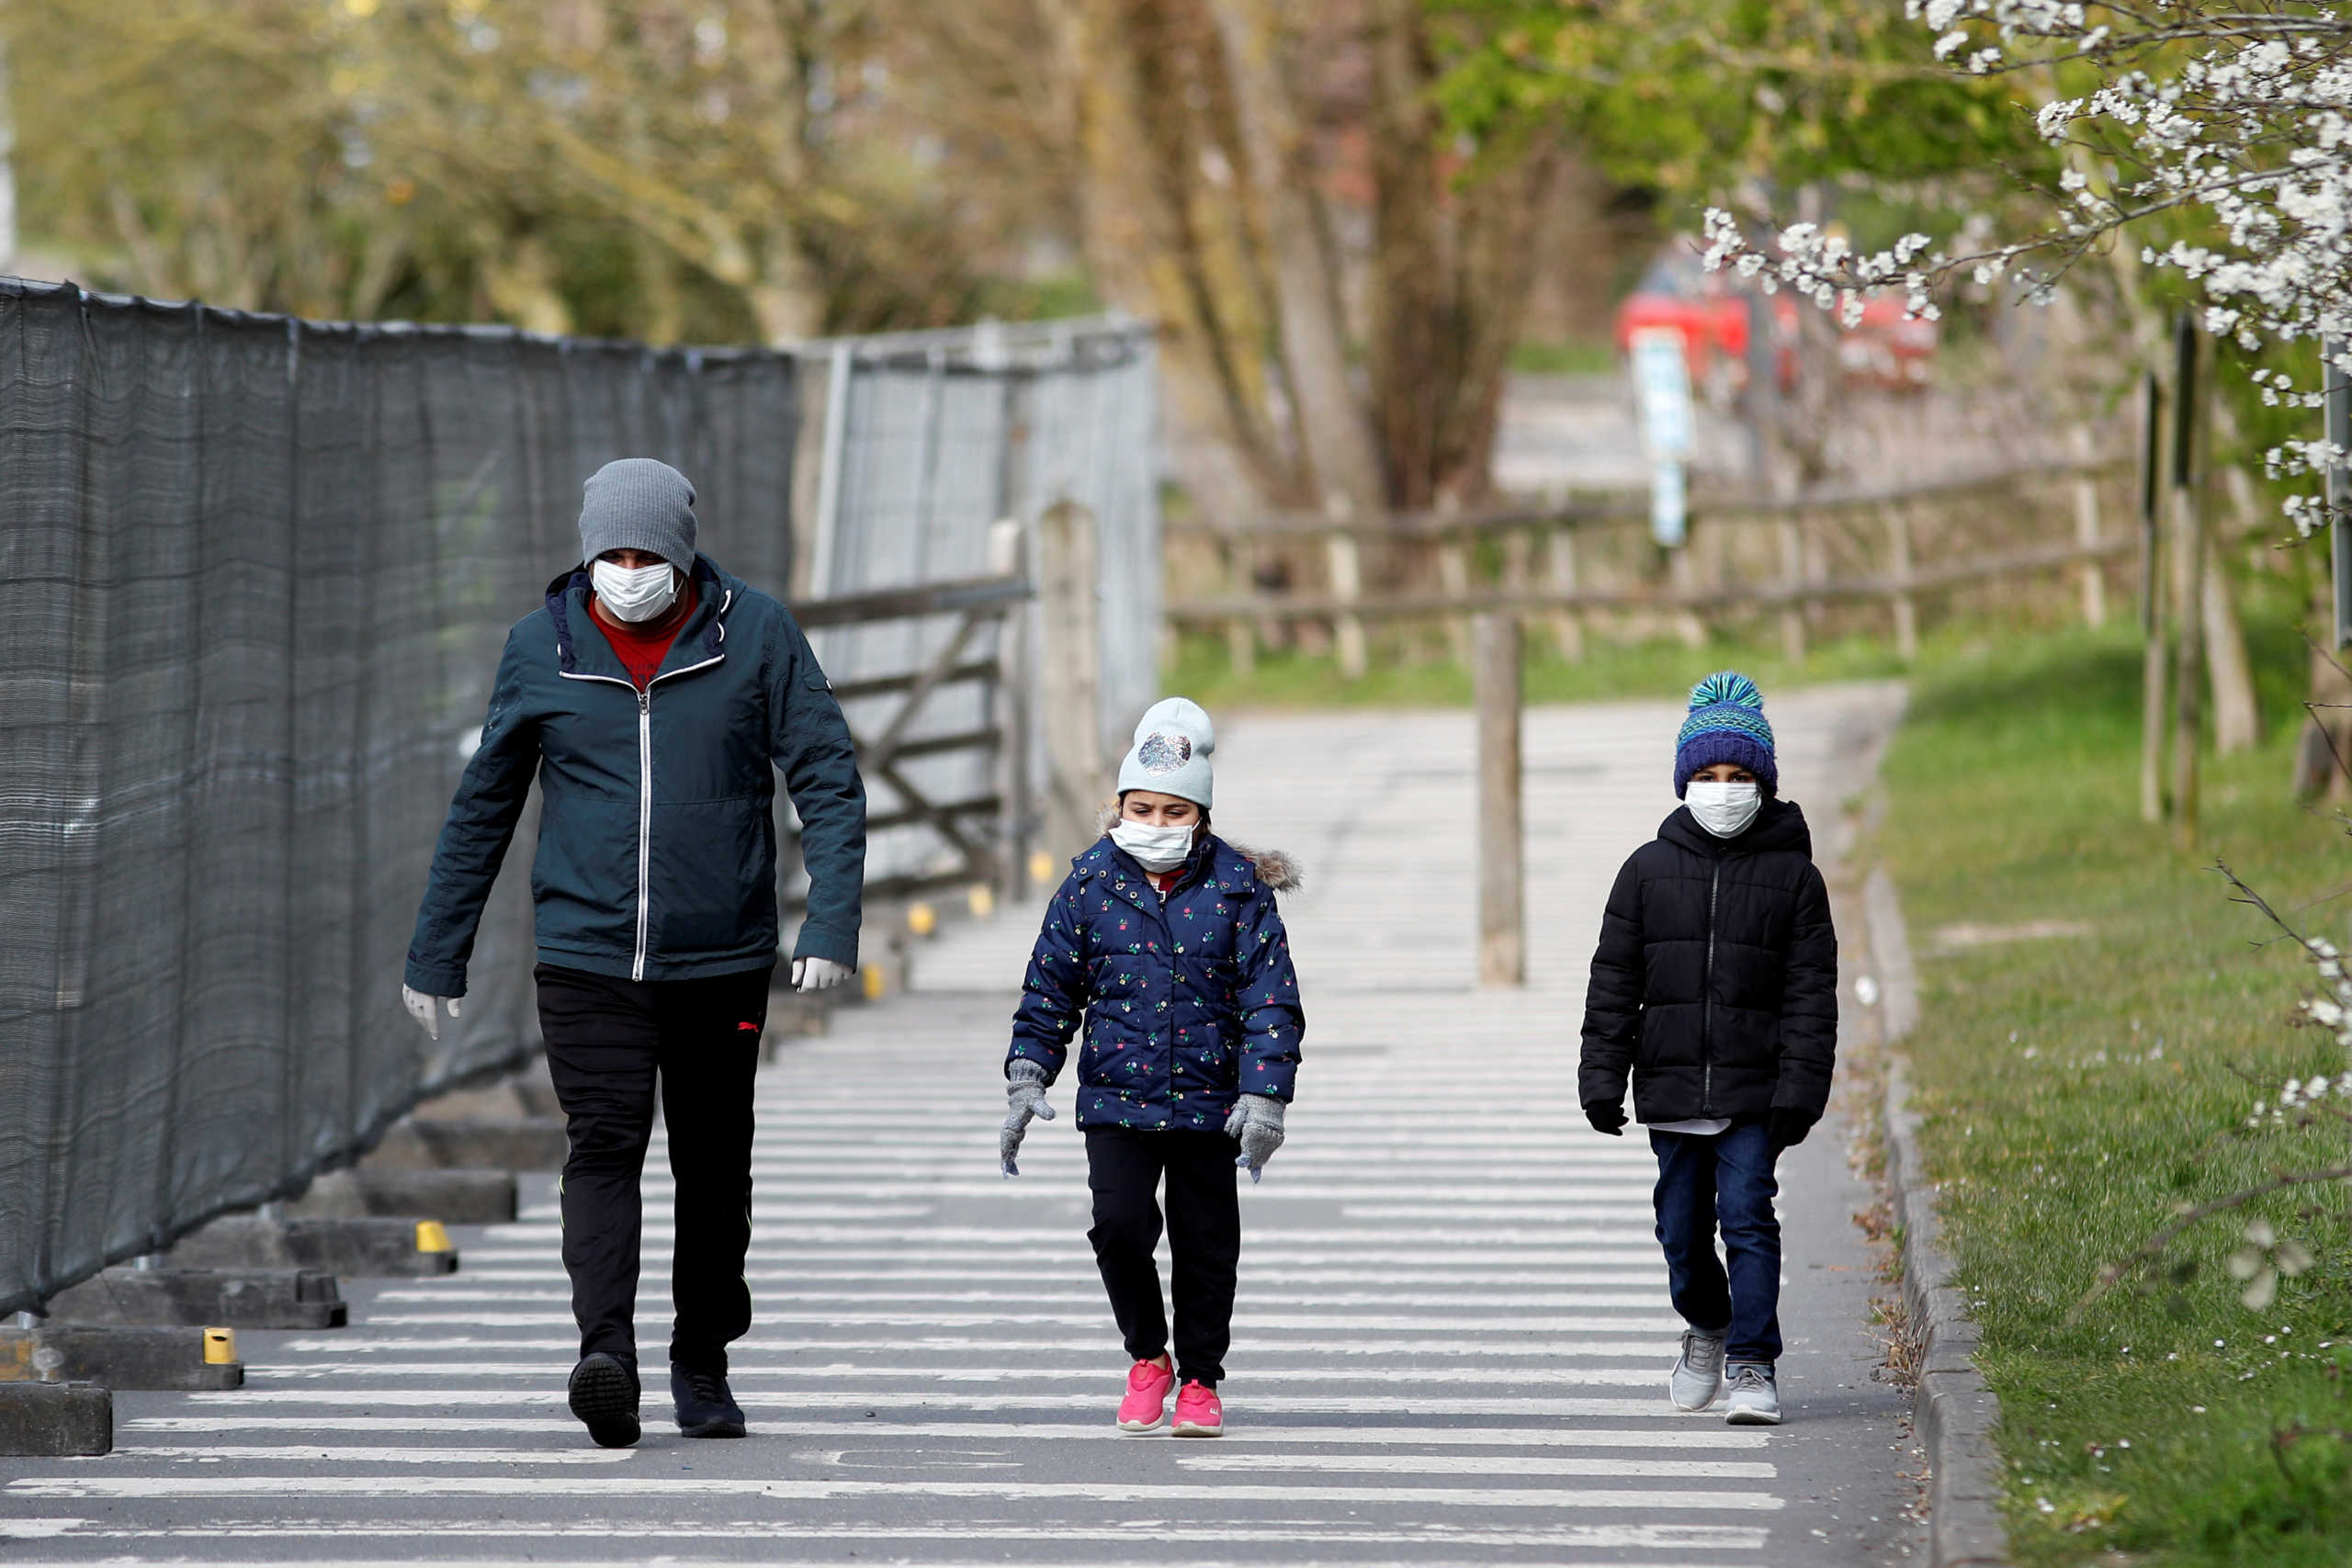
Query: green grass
[[1171, 618, 1989, 712], [1879, 592, 2352, 1564], [1507, 336, 1623, 377]]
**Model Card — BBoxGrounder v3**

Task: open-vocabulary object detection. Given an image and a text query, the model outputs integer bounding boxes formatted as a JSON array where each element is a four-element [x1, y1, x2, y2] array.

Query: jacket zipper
[[560, 649, 725, 983], [1702, 860, 1720, 1117], [631, 687, 652, 979]]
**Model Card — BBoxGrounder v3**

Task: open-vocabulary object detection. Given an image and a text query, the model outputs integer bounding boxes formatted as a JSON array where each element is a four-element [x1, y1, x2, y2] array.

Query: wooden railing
[[783, 573, 1034, 911], [1166, 455, 2131, 674]]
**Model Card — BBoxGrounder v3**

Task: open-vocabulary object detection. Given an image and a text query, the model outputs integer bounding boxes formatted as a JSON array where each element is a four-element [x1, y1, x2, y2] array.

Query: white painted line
[[1341, 1205, 1660, 1221], [0, 1520, 1767, 1551], [355, 1312, 1681, 1332], [182, 1389, 1705, 1416], [364, 1288, 1669, 1310], [120, 1416, 1770, 1449], [472, 1225, 1660, 1247], [452, 1240, 1667, 1263], [623, 1185, 1660, 1204], [6, 1475, 1783, 1510], [274, 1337, 1675, 1359], [117, 1446, 634, 1466], [435, 1264, 1668, 1284], [246, 1363, 1669, 1388], [1174, 1453, 1772, 1479]]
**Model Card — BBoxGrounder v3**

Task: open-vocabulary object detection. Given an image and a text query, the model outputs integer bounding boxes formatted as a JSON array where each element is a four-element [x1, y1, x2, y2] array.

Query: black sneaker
[[672, 1363, 747, 1438], [567, 1353, 641, 1448]]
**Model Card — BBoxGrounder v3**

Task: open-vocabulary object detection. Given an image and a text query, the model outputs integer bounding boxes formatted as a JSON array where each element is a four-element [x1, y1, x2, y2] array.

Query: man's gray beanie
[[579, 458, 697, 573]]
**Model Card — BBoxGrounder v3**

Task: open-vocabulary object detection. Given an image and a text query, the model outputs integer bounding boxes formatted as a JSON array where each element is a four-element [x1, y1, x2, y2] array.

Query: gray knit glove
[[1000, 1058, 1054, 1177], [1224, 1093, 1286, 1183]]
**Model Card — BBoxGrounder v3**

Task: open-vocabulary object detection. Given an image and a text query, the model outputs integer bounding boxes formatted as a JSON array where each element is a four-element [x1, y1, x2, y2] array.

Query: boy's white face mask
[[1686, 781, 1762, 839], [1111, 818, 1196, 873], [592, 558, 680, 623]]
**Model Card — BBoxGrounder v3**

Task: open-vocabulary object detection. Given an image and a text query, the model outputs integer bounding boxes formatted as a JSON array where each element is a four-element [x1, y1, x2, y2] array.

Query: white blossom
[[1701, 1, 2352, 530]]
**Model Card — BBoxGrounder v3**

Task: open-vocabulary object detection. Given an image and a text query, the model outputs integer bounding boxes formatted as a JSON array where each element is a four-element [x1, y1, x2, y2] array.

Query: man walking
[[401, 458, 865, 1448]]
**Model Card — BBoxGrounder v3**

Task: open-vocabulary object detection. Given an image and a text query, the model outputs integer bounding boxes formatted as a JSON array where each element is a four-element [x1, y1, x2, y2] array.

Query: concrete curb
[[1865, 865, 2012, 1568]]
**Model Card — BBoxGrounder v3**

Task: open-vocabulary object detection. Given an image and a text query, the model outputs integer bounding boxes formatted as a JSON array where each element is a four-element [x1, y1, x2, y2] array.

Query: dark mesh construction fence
[[0, 279, 800, 1313]]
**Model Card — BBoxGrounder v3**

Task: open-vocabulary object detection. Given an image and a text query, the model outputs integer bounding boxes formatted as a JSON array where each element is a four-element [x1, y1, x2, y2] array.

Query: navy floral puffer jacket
[[1008, 832, 1304, 1131]]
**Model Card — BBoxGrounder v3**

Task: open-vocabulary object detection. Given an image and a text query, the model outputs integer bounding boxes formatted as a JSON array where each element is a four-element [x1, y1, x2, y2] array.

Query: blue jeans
[[1649, 1122, 1781, 1364]]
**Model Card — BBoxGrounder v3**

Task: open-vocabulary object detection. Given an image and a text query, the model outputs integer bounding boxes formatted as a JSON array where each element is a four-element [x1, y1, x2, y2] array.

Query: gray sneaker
[[1724, 1361, 1781, 1425], [1669, 1329, 1727, 1410]]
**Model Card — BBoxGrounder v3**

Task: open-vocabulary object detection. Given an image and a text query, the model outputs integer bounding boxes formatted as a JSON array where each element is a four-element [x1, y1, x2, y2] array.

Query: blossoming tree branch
[[1699, 0, 2351, 526]]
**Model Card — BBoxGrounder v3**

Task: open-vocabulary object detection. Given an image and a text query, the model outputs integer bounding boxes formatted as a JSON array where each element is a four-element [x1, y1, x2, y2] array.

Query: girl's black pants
[[1084, 1126, 1242, 1387], [535, 961, 773, 1374]]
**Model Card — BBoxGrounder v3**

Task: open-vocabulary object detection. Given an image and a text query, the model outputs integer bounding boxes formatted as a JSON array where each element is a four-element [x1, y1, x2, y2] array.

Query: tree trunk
[[1204, 0, 1385, 520], [2202, 558, 2261, 756], [1067, 0, 1303, 512], [2294, 575, 2352, 801]]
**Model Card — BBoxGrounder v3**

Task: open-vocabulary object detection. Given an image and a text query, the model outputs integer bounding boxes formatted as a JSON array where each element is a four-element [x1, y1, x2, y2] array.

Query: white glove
[[401, 985, 461, 1043], [792, 956, 852, 994]]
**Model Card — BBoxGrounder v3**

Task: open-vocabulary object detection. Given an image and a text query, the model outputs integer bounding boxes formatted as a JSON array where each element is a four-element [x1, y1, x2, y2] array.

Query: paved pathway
[[3, 684, 1917, 1565]]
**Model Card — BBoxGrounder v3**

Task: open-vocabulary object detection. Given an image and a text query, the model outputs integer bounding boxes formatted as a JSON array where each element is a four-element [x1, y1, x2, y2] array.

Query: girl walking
[[997, 697, 1304, 1437], [1578, 673, 1838, 1426]]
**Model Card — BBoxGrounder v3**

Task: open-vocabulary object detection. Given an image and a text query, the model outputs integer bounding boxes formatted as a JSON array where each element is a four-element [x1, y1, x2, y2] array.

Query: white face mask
[[592, 559, 680, 623], [1111, 818, 1196, 873], [1686, 781, 1762, 840]]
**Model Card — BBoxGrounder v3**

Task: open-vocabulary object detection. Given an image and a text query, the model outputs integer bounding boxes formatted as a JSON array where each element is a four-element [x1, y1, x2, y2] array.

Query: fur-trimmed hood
[[1091, 804, 1301, 893]]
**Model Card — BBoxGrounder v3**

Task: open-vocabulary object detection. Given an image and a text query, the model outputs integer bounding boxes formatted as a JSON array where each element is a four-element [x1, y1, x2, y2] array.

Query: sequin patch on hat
[[1137, 732, 1192, 774]]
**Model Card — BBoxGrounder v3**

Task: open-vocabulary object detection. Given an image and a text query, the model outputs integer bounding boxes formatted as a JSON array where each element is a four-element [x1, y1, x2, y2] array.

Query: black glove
[[1583, 1100, 1627, 1137], [1767, 1106, 1818, 1152]]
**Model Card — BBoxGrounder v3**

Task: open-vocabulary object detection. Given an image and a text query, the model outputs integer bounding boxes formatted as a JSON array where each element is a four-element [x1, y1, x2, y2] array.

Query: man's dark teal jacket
[[405, 554, 865, 995]]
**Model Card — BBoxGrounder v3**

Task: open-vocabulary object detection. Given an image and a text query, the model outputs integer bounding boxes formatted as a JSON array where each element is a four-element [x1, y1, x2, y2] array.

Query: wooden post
[[1474, 614, 1525, 987], [1326, 528, 1367, 681], [2169, 315, 2206, 851], [2072, 425, 2108, 629], [1502, 529, 1534, 645], [1223, 535, 1257, 679], [1037, 500, 1104, 861], [988, 518, 1032, 900], [1776, 516, 1806, 665], [1667, 529, 1705, 649], [2137, 370, 2167, 822], [1885, 507, 1918, 660], [1547, 525, 1586, 661], [1440, 535, 1474, 667]]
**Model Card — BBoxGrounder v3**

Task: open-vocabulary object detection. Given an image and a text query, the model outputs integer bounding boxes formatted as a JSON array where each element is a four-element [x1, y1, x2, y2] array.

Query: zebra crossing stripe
[[6, 1476, 1785, 1510]]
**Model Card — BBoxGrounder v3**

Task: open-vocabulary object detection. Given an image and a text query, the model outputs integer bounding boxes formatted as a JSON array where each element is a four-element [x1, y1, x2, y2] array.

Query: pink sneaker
[[1115, 1358, 1175, 1431], [1170, 1380, 1223, 1438]]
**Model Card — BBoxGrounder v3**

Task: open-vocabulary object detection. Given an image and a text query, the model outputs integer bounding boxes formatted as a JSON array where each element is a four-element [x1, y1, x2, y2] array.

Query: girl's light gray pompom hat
[[1118, 697, 1216, 808]]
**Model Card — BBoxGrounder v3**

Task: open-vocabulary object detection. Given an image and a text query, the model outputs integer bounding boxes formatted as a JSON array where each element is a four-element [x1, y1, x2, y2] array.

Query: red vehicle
[[1613, 252, 1798, 397], [1613, 246, 1939, 394], [1838, 291, 1939, 389]]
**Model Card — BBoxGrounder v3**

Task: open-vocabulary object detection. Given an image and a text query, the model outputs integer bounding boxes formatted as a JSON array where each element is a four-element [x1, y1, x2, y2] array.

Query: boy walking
[[1577, 673, 1838, 1426]]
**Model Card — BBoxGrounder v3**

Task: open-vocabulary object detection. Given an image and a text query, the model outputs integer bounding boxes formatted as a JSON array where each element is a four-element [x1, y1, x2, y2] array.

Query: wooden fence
[[1166, 453, 2130, 675]]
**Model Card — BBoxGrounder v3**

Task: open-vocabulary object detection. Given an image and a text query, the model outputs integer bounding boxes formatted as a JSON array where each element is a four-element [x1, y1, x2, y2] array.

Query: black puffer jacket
[[1578, 798, 1838, 1124]]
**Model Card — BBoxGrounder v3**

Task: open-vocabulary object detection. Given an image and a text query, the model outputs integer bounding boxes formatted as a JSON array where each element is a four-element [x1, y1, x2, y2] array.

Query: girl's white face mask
[[1111, 818, 1196, 873], [1686, 781, 1762, 840], [592, 559, 680, 623]]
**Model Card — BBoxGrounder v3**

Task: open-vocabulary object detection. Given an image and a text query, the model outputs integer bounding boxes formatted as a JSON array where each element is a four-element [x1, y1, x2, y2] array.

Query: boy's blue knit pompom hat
[[1674, 671, 1777, 798]]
